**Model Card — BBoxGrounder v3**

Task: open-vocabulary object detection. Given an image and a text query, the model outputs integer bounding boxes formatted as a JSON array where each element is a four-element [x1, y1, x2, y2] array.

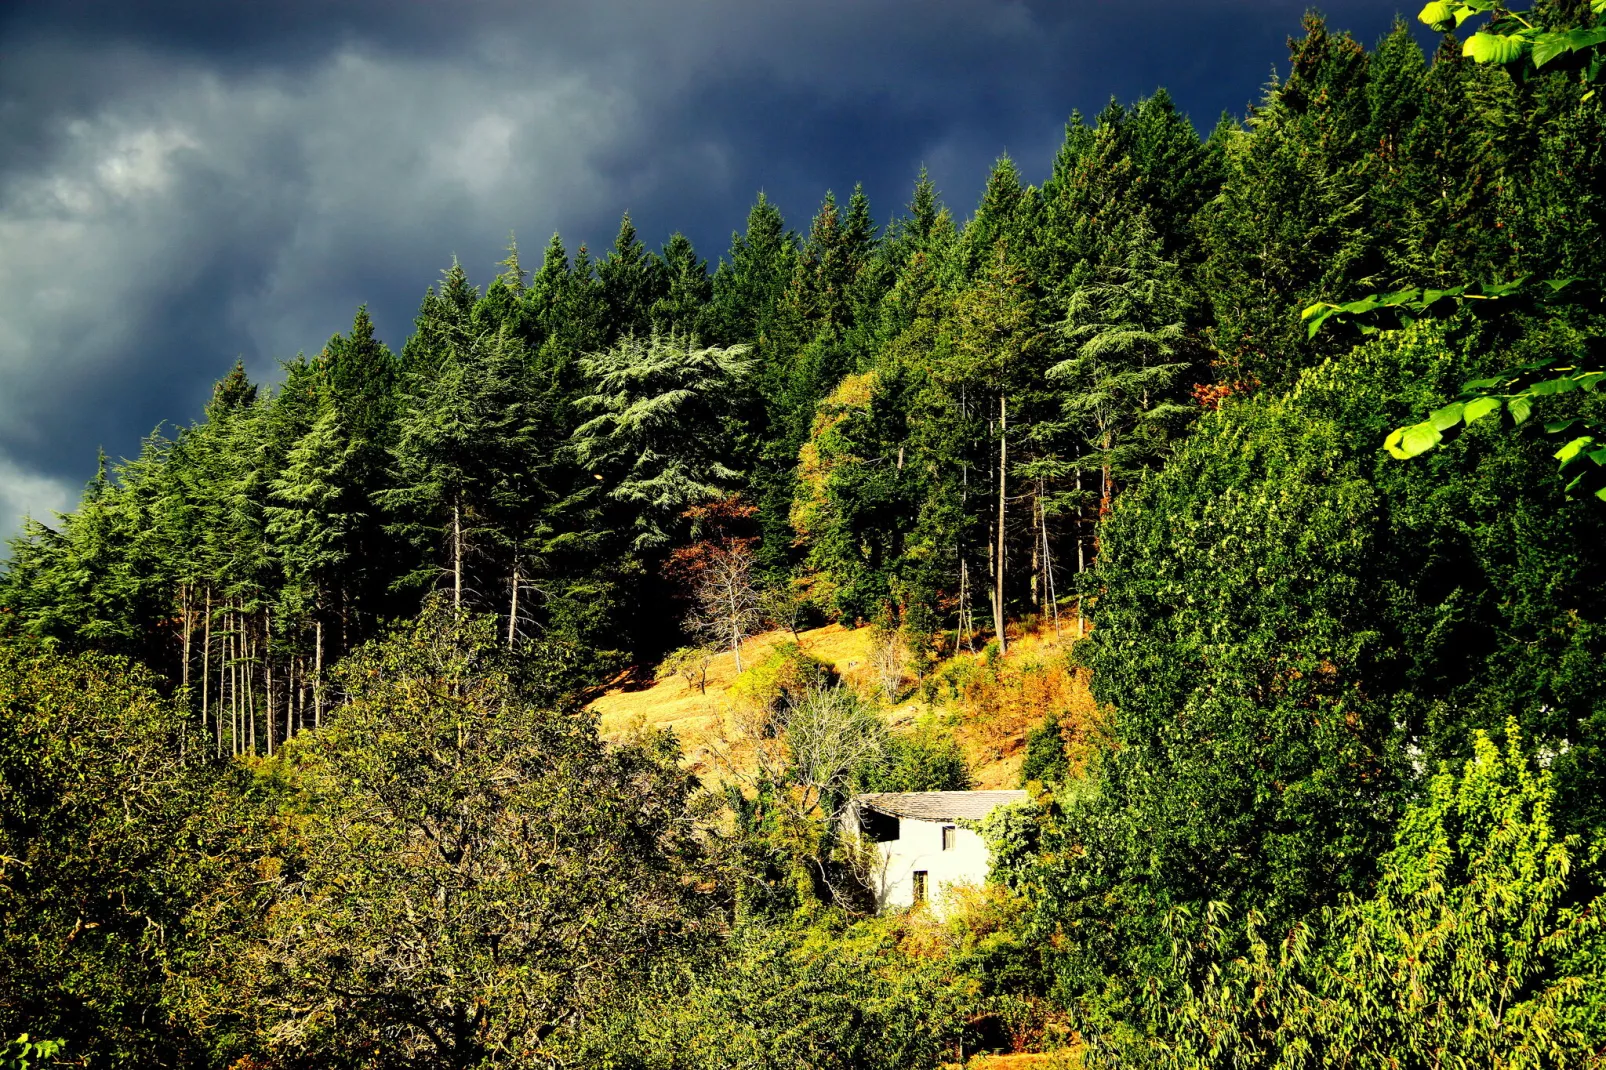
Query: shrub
[[1089, 723, 1606, 1069], [856, 726, 972, 793], [561, 915, 973, 1070], [728, 641, 836, 713]]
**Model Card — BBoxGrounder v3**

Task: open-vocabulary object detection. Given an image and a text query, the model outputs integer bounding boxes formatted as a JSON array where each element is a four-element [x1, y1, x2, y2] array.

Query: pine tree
[[650, 232, 712, 338], [708, 193, 796, 348], [960, 155, 1029, 280], [572, 333, 754, 552], [1199, 14, 1380, 388], [599, 213, 666, 341], [266, 401, 365, 718], [1049, 216, 1200, 511]]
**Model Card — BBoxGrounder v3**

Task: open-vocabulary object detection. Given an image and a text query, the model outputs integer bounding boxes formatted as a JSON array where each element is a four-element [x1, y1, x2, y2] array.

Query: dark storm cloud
[[0, 0, 1423, 537]]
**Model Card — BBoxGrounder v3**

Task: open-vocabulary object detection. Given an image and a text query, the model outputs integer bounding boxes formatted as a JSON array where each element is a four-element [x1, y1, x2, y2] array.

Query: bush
[[561, 915, 974, 1070], [1020, 711, 1070, 786], [728, 641, 836, 713], [1090, 723, 1606, 1068], [855, 726, 972, 793], [0, 643, 234, 1067]]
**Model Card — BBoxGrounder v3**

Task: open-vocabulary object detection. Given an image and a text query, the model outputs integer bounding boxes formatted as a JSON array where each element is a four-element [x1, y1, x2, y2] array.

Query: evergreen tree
[[650, 232, 712, 337], [599, 213, 666, 341], [1199, 14, 1379, 388], [707, 193, 796, 348], [573, 333, 754, 552], [1048, 216, 1200, 509]]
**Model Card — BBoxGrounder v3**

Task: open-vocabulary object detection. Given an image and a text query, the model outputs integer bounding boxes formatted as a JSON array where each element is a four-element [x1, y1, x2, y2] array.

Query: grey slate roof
[[852, 790, 1029, 821]]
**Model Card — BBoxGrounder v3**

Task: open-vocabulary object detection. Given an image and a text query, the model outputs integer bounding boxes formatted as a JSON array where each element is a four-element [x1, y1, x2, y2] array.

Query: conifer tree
[[573, 333, 754, 552], [599, 213, 666, 341], [1049, 216, 1200, 512], [708, 193, 796, 348], [1199, 14, 1380, 388], [960, 155, 1030, 281], [650, 232, 712, 338]]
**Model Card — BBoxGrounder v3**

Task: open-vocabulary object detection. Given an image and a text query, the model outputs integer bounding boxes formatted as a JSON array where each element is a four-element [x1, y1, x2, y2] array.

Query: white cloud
[[0, 41, 652, 540], [0, 458, 75, 543], [0, 0, 1186, 545]]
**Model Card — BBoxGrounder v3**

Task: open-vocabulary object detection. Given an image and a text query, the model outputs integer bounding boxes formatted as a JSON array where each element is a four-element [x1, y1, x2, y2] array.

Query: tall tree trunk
[[959, 383, 972, 652], [201, 587, 212, 750], [1030, 485, 1041, 612], [247, 624, 257, 757], [230, 613, 239, 757], [958, 555, 972, 653], [181, 583, 192, 691], [288, 652, 297, 740], [1075, 470, 1086, 638], [314, 618, 324, 729], [993, 395, 1008, 654], [508, 559, 520, 650], [1041, 488, 1060, 639], [265, 610, 274, 757], [453, 500, 464, 609]]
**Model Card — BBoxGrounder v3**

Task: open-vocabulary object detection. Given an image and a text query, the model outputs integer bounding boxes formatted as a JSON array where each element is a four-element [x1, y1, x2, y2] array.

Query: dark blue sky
[[0, 0, 1433, 537]]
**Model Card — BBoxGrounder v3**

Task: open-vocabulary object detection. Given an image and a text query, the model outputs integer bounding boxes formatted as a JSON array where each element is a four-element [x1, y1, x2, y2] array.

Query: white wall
[[867, 816, 992, 915]]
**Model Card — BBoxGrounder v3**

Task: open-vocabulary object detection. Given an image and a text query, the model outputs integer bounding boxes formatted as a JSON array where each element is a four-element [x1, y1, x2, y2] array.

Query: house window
[[912, 870, 928, 904], [941, 825, 956, 850]]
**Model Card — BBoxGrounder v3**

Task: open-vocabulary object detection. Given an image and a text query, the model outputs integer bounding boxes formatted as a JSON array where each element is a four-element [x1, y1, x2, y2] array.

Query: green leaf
[[1378, 287, 1422, 306], [1554, 436, 1596, 465], [1510, 395, 1534, 424], [1387, 422, 1444, 459], [1429, 401, 1466, 431], [1463, 396, 1502, 425], [1532, 32, 1572, 68], [1527, 376, 1578, 397], [1464, 32, 1528, 63], [1545, 417, 1581, 434], [1418, 0, 1457, 28], [1461, 376, 1503, 392], [1479, 275, 1530, 298], [1302, 303, 1340, 339]]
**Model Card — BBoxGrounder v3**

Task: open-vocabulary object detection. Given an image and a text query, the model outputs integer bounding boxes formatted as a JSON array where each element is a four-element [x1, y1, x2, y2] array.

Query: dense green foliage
[[1091, 724, 1606, 1068], [178, 604, 714, 1069], [4, 4, 1606, 1067], [0, 644, 239, 1065]]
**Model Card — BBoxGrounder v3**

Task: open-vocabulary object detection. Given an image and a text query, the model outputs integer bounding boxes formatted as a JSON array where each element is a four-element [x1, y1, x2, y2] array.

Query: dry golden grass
[[943, 626, 1104, 788], [956, 1053, 1080, 1069], [589, 619, 1101, 788], [591, 623, 882, 777]]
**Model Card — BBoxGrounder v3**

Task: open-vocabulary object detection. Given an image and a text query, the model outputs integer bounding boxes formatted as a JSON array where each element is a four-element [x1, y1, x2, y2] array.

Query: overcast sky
[[0, 0, 1428, 540]]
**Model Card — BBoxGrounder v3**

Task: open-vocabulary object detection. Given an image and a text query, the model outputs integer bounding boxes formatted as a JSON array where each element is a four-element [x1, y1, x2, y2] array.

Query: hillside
[[591, 620, 1102, 789]]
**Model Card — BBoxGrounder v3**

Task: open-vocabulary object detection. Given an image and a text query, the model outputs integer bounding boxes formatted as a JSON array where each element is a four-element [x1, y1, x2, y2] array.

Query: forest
[[3, 2, 1606, 1066]]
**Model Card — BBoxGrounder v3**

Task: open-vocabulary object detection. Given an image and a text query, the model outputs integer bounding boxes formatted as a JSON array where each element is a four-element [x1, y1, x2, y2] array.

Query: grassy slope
[[590, 620, 1101, 789]]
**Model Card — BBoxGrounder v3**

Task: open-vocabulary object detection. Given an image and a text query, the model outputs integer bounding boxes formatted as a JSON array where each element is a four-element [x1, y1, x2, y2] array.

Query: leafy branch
[[1418, 0, 1606, 91], [1384, 359, 1606, 500], [1300, 276, 1598, 340], [1304, 276, 1606, 500]]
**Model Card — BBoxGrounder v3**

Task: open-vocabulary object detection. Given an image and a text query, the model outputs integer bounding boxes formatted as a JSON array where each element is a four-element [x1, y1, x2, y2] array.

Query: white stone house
[[845, 790, 1028, 913]]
